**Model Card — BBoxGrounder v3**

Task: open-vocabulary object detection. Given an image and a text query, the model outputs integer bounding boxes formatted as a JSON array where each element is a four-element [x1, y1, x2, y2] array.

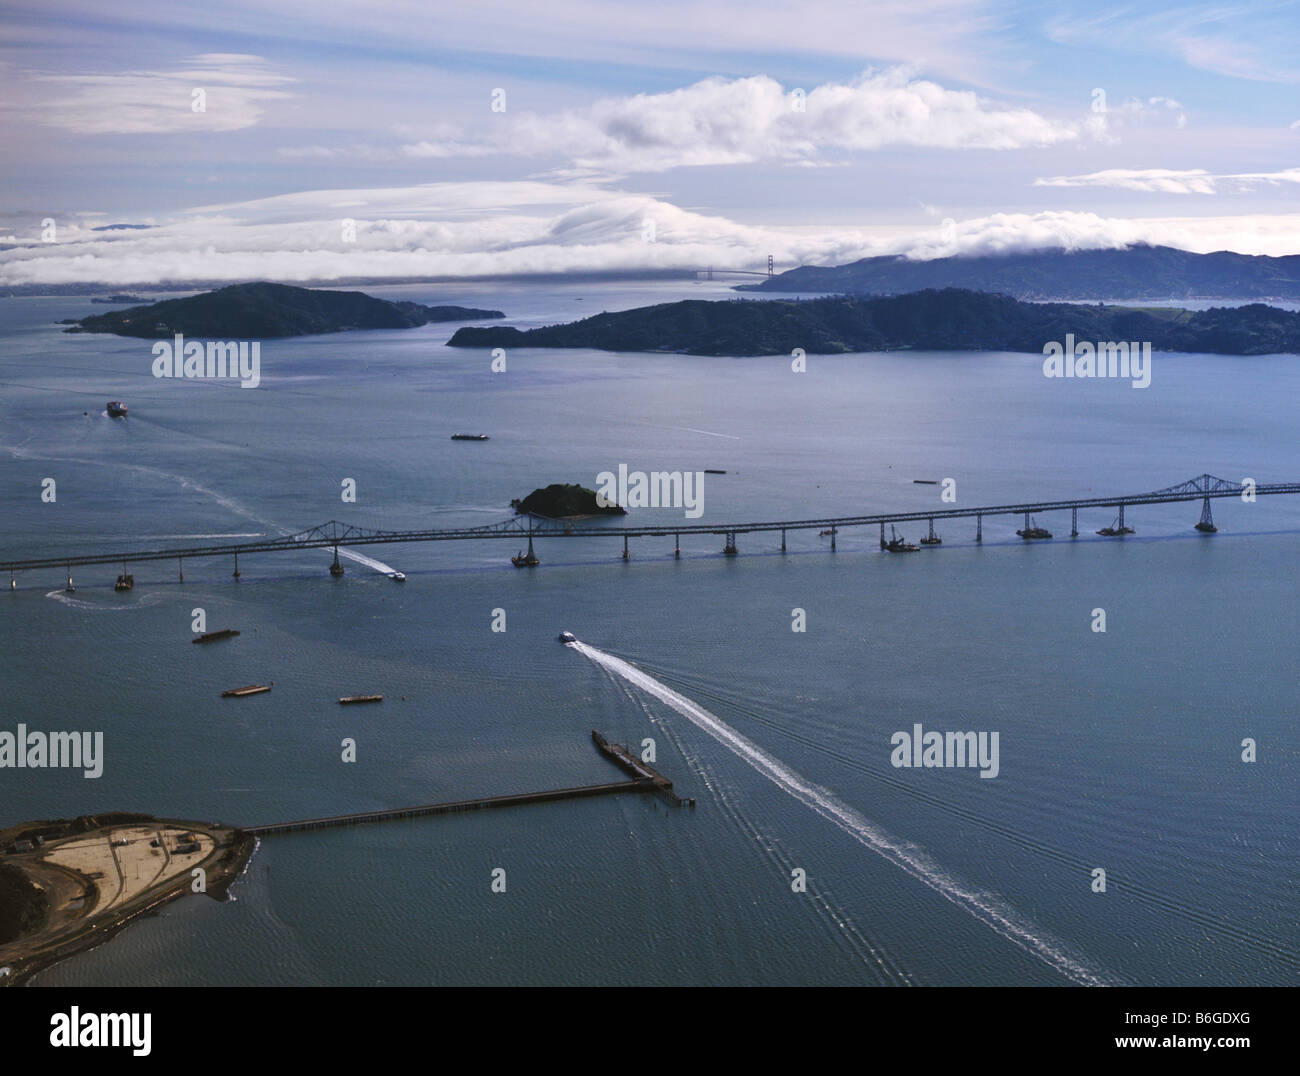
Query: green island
[[0, 814, 253, 987], [63, 281, 505, 339], [447, 288, 1300, 356], [512, 483, 627, 519]]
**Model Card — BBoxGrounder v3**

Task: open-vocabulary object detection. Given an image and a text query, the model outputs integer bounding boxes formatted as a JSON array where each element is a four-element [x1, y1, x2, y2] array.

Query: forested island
[[512, 484, 627, 518], [63, 281, 505, 338], [739, 244, 1300, 301], [447, 289, 1300, 356]]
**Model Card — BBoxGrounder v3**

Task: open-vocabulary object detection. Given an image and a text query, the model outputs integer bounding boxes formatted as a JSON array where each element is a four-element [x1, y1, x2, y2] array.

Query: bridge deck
[[2, 475, 1292, 574]]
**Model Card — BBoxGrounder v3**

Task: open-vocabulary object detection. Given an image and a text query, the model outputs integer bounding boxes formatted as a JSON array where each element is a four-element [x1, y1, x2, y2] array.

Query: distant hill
[[447, 289, 1300, 356], [738, 245, 1300, 301], [64, 282, 505, 338]]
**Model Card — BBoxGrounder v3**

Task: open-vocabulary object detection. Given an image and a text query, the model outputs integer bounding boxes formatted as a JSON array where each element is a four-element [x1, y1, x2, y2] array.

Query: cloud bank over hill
[[4, 181, 1298, 287]]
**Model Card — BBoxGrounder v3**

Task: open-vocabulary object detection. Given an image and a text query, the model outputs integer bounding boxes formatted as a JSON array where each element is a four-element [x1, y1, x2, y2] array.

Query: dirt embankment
[[0, 862, 47, 944]]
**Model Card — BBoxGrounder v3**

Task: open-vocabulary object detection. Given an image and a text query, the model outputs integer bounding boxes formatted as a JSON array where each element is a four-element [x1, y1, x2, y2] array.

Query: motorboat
[[557, 631, 576, 644]]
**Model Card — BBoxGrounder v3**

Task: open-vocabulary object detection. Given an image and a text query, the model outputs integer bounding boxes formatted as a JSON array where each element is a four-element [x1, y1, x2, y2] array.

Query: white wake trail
[[335, 546, 400, 575], [569, 640, 1114, 987]]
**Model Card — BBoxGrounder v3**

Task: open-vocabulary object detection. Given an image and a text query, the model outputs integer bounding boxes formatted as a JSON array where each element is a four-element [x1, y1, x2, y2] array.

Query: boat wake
[[335, 546, 402, 576], [569, 639, 1116, 986], [45, 589, 164, 610]]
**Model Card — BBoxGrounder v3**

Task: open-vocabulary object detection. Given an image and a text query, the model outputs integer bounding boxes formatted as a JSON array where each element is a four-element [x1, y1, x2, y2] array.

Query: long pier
[[3, 474, 1295, 584], [244, 732, 686, 836]]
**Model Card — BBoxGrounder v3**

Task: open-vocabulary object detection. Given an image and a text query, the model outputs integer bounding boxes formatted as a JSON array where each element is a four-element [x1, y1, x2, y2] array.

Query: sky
[[1, 0, 1299, 286]]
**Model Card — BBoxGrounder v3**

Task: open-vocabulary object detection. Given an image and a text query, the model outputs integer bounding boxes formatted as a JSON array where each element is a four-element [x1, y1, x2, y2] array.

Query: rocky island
[[512, 483, 627, 519], [447, 288, 1300, 356], [0, 813, 253, 986], [64, 281, 505, 338]]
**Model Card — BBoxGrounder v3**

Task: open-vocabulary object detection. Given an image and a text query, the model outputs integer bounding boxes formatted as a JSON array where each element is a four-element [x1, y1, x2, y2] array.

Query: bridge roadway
[[2, 474, 1295, 575]]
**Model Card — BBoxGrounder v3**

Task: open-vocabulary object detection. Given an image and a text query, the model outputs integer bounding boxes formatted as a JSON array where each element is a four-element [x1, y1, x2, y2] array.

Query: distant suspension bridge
[[2, 475, 1294, 591]]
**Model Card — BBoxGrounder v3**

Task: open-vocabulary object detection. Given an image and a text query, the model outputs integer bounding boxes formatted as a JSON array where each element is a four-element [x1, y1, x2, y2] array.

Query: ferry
[[557, 631, 576, 644], [106, 401, 128, 417]]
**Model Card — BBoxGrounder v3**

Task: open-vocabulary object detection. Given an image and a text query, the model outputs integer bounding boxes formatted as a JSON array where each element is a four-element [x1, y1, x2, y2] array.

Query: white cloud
[[1035, 166, 1300, 195], [281, 70, 1078, 174], [4, 181, 1300, 288], [28, 54, 293, 134]]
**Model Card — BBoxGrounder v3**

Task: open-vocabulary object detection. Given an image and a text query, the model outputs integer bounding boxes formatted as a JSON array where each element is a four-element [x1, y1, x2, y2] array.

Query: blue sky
[[2, 0, 1298, 285]]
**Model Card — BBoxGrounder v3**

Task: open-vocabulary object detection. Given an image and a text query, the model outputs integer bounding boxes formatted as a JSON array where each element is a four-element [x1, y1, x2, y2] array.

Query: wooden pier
[[243, 731, 686, 837]]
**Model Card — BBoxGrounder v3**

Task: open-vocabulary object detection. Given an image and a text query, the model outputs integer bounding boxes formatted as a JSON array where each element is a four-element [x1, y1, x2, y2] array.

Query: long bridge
[[3, 474, 1296, 588]]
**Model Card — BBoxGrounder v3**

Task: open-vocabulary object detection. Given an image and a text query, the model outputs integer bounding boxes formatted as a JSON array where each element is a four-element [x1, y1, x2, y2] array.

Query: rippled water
[[1, 281, 1296, 986]]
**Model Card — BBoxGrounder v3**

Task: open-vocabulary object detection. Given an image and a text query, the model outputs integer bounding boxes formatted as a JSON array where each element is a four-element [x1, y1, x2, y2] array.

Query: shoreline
[[0, 815, 255, 987]]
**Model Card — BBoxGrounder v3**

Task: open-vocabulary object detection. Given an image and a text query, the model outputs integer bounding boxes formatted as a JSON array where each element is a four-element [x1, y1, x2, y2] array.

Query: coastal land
[[447, 288, 1300, 356], [0, 814, 253, 986], [738, 244, 1300, 301]]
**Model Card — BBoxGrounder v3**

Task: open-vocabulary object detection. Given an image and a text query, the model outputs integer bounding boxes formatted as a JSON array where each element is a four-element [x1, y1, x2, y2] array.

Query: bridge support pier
[[781, 529, 786, 552], [674, 533, 680, 558], [330, 545, 344, 576], [1071, 507, 1078, 537], [178, 556, 184, 582], [10, 569, 15, 591], [1197, 496, 1217, 533], [830, 529, 836, 551], [880, 522, 886, 550], [66, 564, 74, 592], [723, 532, 738, 556], [1118, 505, 1126, 532], [976, 515, 982, 543], [623, 534, 630, 561], [233, 552, 240, 579]]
